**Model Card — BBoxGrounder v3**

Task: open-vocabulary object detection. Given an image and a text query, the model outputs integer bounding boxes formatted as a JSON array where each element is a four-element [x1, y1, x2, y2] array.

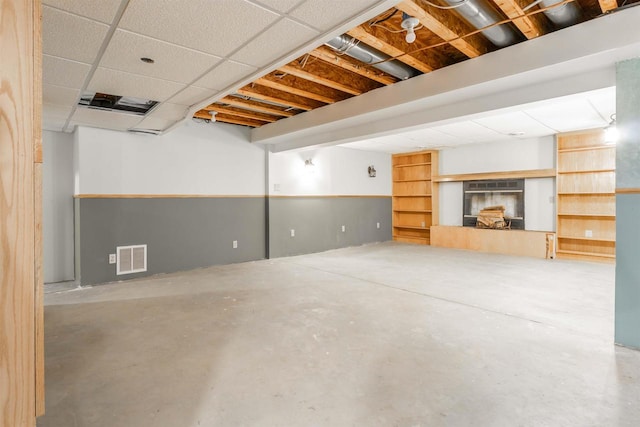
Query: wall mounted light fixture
[[368, 165, 377, 177], [604, 113, 618, 144], [305, 159, 314, 168]]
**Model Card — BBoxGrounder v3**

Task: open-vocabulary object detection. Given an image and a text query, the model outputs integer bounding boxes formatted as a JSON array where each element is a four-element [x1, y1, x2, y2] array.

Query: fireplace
[[463, 179, 524, 230]]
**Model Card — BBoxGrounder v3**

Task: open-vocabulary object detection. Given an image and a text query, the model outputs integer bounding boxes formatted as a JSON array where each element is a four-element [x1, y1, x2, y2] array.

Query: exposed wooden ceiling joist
[[396, 0, 490, 58], [206, 104, 279, 123], [237, 84, 325, 111], [309, 46, 398, 86], [214, 112, 269, 128], [220, 96, 297, 117], [347, 25, 439, 73], [257, 72, 352, 104], [280, 58, 383, 96], [598, 0, 618, 12], [492, 0, 549, 39]]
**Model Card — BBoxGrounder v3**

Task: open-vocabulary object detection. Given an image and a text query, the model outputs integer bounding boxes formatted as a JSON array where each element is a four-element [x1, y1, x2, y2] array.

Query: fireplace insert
[[463, 179, 524, 230]]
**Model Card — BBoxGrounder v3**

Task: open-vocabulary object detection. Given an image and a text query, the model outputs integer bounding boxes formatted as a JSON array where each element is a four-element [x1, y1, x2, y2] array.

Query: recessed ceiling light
[[140, 57, 155, 64], [508, 132, 525, 136]]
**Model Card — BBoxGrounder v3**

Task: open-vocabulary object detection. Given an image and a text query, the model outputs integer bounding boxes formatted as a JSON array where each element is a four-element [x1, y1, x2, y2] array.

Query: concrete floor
[[38, 243, 640, 427]]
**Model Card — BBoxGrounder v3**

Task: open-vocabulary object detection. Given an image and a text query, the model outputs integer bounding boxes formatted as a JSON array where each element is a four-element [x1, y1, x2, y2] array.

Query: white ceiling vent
[[116, 244, 147, 275]]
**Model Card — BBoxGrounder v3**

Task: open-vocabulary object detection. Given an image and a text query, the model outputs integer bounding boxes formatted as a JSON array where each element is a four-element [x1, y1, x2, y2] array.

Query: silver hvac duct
[[443, 0, 519, 47], [325, 34, 420, 80], [538, 0, 581, 28]]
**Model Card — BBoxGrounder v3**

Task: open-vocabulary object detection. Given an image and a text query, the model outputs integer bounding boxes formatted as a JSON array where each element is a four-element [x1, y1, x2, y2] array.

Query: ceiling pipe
[[538, 0, 581, 28], [443, 0, 519, 47], [325, 34, 420, 80]]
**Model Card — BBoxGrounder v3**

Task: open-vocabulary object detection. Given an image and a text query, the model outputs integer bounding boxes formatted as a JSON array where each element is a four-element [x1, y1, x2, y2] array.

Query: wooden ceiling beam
[[257, 72, 352, 104], [194, 110, 215, 120], [396, 0, 489, 58], [214, 113, 269, 128], [347, 25, 441, 73], [309, 46, 397, 85], [206, 104, 280, 123], [237, 84, 325, 111], [219, 96, 296, 117], [598, 0, 618, 13], [280, 58, 382, 96], [492, 0, 549, 39]]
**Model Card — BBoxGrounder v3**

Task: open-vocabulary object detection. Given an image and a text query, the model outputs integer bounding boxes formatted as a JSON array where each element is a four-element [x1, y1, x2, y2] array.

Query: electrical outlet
[[377, 222, 380, 229], [273, 183, 280, 192], [585, 230, 593, 238], [290, 229, 295, 237], [341, 225, 346, 232], [108, 254, 116, 264], [232, 240, 238, 249], [421, 221, 426, 228]]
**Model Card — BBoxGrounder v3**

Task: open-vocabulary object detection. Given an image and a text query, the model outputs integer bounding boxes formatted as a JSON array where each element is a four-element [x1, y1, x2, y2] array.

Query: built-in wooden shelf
[[558, 145, 615, 153], [557, 213, 615, 218], [557, 235, 616, 243], [394, 162, 431, 168], [556, 250, 616, 259], [392, 151, 438, 245], [556, 130, 616, 262], [557, 169, 615, 174], [393, 225, 431, 230]]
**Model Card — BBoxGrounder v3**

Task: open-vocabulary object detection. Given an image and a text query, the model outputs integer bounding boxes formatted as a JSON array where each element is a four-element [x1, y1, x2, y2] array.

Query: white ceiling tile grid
[[194, 61, 258, 91], [42, 55, 91, 89], [167, 86, 219, 107], [249, 0, 306, 14], [43, 0, 123, 24], [524, 99, 608, 133], [43, 84, 80, 106], [99, 30, 224, 84], [43, 6, 110, 64], [288, 0, 383, 31]]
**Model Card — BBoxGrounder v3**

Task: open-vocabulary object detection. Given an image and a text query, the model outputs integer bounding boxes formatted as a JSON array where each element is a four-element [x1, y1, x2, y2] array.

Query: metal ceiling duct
[[325, 34, 420, 80], [538, 0, 581, 27], [443, 0, 519, 47]]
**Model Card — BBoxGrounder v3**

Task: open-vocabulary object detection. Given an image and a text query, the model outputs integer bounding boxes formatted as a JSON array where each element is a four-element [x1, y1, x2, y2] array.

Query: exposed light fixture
[[305, 159, 314, 168], [401, 12, 420, 43], [140, 57, 155, 64], [604, 114, 618, 144], [368, 165, 377, 178], [209, 111, 217, 122]]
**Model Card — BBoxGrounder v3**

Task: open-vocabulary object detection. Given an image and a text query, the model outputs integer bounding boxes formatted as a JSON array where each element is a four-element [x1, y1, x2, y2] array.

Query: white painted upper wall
[[269, 146, 391, 196], [43, 130, 75, 283], [75, 121, 265, 195], [438, 137, 556, 232]]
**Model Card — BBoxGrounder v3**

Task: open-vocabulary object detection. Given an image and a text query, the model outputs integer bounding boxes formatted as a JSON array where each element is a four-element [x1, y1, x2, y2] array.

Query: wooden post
[[0, 0, 42, 425]]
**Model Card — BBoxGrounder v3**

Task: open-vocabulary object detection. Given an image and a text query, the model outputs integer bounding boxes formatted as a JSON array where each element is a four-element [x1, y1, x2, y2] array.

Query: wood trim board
[[75, 194, 392, 199], [433, 168, 556, 182]]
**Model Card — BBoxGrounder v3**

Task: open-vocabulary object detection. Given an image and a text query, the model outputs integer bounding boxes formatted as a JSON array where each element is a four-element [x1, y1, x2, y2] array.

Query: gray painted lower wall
[[268, 197, 392, 258], [615, 194, 640, 349], [78, 197, 266, 285]]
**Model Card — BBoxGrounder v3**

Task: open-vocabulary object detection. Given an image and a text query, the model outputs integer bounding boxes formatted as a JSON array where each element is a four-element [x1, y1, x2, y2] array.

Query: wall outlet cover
[[585, 230, 593, 238], [341, 225, 346, 232], [377, 222, 380, 229], [290, 229, 295, 237], [232, 240, 238, 249], [108, 253, 116, 264]]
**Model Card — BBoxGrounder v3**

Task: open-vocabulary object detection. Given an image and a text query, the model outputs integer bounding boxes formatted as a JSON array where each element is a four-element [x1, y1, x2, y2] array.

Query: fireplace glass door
[[463, 179, 525, 229]]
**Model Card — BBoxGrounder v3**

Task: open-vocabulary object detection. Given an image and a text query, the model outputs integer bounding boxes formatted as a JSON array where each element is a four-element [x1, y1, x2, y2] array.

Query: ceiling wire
[[421, 0, 472, 10]]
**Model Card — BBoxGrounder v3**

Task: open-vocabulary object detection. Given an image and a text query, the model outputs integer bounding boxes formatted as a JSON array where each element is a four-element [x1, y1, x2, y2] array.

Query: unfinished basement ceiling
[[42, 0, 638, 135]]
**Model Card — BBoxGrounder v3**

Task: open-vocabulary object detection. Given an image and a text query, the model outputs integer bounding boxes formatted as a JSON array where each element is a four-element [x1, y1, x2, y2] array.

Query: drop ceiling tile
[[100, 30, 223, 84], [147, 103, 189, 120], [524, 99, 608, 132], [43, 0, 121, 24], [231, 18, 319, 67], [43, 6, 109, 63], [289, 0, 379, 31], [43, 84, 80, 106], [43, 55, 91, 88], [72, 107, 143, 130], [473, 111, 556, 137], [43, 104, 73, 120], [252, 0, 305, 13], [88, 67, 186, 102], [167, 86, 218, 107], [431, 121, 503, 142], [194, 61, 257, 91], [119, 0, 280, 57], [586, 87, 616, 124]]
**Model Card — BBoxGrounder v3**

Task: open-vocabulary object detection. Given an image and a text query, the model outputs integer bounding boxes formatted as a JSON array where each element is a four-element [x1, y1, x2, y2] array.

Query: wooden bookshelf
[[392, 151, 438, 244], [556, 130, 615, 262]]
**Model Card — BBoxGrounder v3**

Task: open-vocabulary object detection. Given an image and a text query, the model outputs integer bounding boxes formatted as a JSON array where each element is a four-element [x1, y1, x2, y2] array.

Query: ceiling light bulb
[[405, 29, 416, 43]]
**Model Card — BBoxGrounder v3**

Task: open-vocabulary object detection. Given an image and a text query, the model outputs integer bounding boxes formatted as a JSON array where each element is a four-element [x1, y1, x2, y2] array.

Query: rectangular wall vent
[[116, 244, 147, 275]]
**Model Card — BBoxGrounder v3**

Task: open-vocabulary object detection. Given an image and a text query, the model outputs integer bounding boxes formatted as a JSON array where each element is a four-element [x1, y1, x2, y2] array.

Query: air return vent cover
[[116, 244, 147, 275], [79, 92, 158, 116]]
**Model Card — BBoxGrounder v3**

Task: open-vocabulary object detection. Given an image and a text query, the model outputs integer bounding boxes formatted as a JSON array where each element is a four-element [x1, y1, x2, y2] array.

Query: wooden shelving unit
[[556, 130, 615, 261], [392, 151, 438, 244]]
